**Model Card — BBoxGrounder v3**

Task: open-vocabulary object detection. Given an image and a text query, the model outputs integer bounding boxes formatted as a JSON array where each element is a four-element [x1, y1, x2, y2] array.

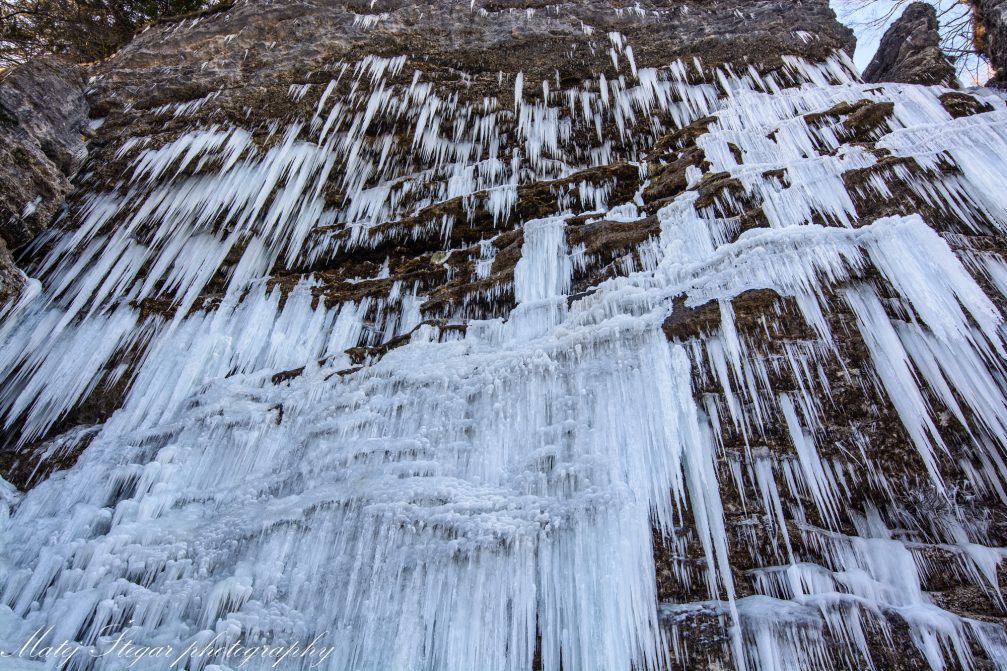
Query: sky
[[830, 0, 903, 72]]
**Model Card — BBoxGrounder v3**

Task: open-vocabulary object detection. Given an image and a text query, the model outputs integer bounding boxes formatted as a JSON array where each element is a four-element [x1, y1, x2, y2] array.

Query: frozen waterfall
[[1, 19, 1007, 671]]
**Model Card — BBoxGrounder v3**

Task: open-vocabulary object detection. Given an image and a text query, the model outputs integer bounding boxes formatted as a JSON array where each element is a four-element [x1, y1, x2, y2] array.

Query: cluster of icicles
[[1, 18, 1007, 671]]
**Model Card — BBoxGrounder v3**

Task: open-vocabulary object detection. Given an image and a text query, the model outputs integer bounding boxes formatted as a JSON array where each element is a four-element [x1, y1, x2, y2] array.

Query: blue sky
[[830, 0, 902, 72]]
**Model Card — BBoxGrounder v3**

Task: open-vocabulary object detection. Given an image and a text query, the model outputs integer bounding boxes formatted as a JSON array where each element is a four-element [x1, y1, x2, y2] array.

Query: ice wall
[[0, 12, 1007, 671]]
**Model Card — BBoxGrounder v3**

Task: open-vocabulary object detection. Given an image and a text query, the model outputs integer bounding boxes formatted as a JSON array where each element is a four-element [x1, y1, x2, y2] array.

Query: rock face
[[2, 2, 1007, 671], [862, 2, 958, 87], [0, 241, 21, 304], [89, 0, 855, 109], [974, 0, 1007, 87], [0, 56, 89, 301]]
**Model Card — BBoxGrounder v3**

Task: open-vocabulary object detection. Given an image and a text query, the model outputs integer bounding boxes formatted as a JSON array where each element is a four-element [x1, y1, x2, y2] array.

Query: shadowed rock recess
[[2, 0, 1007, 669]]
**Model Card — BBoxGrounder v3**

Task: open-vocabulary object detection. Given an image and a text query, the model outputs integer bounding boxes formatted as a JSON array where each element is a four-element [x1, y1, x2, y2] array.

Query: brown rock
[[939, 91, 996, 117]]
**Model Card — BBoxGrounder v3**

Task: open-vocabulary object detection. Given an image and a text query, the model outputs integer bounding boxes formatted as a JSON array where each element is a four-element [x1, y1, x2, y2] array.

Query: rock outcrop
[[862, 2, 958, 87], [974, 0, 1007, 87], [0, 56, 89, 301], [89, 0, 855, 110], [2, 2, 1007, 671]]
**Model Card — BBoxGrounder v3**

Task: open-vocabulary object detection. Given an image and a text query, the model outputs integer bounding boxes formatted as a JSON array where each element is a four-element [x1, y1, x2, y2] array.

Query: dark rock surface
[[0, 239, 22, 304], [974, 0, 1007, 87], [862, 2, 958, 87], [0, 56, 88, 301]]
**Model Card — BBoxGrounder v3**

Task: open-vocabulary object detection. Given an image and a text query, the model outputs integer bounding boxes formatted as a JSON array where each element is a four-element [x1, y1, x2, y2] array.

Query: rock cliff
[[1, 2, 1007, 670], [0, 56, 88, 302]]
